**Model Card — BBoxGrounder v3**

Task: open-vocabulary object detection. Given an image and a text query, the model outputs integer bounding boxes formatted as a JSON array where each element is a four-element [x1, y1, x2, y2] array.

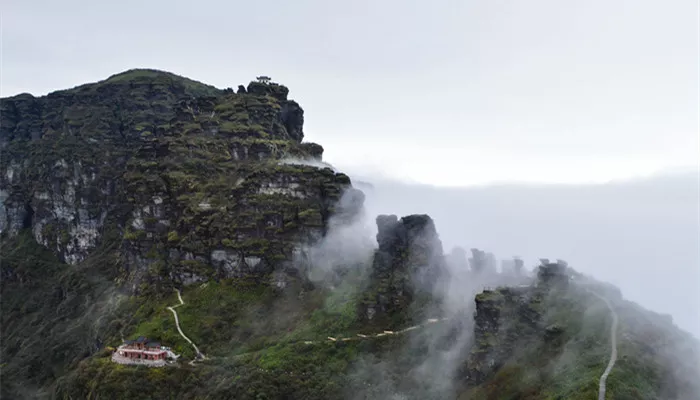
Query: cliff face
[[0, 69, 358, 291]]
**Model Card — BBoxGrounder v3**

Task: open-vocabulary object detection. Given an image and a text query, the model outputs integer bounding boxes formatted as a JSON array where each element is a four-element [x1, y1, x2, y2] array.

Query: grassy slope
[[51, 267, 388, 400]]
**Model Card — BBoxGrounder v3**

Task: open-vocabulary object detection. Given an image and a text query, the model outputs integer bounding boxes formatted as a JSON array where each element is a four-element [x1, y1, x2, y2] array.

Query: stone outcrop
[[462, 260, 575, 387], [468, 248, 498, 275], [359, 214, 449, 325], [0, 69, 357, 292], [463, 286, 540, 385], [536, 260, 570, 289]]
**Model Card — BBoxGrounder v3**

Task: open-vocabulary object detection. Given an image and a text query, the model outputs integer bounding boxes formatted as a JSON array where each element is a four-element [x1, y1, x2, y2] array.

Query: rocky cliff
[[0, 69, 360, 292], [359, 214, 449, 326]]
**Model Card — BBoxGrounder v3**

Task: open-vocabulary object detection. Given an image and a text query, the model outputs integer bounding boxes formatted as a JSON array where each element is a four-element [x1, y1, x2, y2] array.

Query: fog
[[296, 167, 700, 398], [339, 168, 700, 339], [292, 164, 540, 398]]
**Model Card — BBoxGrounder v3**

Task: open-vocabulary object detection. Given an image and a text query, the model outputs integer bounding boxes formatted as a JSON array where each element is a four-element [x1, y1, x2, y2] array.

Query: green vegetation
[[0, 230, 125, 397], [4, 228, 699, 399], [167, 230, 180, 242], [82, 68, 221, 97]]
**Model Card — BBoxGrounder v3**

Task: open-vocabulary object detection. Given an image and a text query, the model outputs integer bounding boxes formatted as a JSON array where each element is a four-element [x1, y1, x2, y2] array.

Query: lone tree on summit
[[256, 76, 272, 84]]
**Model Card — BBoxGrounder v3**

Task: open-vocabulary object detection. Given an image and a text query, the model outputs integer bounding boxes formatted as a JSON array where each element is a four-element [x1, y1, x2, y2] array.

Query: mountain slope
[[1, 70, 698, 400], [460, 268, 700, 400]]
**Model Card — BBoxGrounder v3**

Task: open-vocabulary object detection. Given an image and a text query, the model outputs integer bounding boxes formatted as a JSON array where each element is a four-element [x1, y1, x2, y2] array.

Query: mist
[[342, 168, 700, 339], [297, 172, 537, 399]]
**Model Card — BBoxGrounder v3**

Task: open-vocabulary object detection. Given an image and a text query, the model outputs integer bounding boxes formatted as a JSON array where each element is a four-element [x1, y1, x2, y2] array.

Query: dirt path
[[200, 317, 452, 365], [306, 317, 450, 344], [588, 290, 619, 400], [167, 289, 205, 363]]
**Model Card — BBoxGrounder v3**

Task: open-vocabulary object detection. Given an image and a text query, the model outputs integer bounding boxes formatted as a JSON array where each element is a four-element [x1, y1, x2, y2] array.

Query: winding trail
[[301, 317, 450, 345], [162, 290, 450, 366], [167, 289, 206, 363], [204, 317, 452, 364], [587, 290, 619, 400]]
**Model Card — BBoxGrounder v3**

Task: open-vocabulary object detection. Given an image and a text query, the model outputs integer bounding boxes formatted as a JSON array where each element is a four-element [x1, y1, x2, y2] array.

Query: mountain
[[1, 70, 698, 400]]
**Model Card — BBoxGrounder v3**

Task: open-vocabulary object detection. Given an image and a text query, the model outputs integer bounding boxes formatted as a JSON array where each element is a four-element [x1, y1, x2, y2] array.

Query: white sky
[[2, 0, 699, 186]]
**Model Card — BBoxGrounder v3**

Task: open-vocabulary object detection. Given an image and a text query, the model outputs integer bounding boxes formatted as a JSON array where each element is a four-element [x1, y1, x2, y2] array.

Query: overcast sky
[[3, 0, 699, 186]]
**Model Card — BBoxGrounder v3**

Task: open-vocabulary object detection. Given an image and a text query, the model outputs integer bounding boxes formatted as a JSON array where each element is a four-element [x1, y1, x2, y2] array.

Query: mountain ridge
[[1, 70, 698, 400]]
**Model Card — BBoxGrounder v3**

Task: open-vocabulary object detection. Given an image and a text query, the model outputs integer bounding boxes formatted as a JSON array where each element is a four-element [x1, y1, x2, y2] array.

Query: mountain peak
[[2, 71, 698, 400], [42, 68, 222, 98]]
